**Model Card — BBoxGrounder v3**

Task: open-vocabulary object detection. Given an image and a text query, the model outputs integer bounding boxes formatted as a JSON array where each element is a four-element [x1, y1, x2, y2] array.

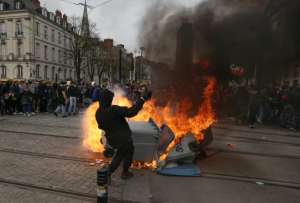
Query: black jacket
[[96, 99, 144, 147]]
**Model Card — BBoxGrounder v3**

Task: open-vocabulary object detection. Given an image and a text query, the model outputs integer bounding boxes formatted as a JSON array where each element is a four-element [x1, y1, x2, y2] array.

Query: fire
[[82, 102, 105, 153], [82, 77, 216, 164]]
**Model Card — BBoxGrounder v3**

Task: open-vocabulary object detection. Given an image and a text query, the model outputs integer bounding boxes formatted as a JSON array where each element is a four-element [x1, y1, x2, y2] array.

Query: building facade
[[0, 0, 74, 81]]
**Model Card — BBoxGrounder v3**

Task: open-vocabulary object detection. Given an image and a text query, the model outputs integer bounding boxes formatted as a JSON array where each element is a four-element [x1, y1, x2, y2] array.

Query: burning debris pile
[[82, 76, 216, 165]]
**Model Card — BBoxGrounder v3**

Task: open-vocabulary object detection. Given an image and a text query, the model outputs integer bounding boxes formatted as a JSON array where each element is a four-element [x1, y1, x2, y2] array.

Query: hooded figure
[[96, 89, 151, 179]]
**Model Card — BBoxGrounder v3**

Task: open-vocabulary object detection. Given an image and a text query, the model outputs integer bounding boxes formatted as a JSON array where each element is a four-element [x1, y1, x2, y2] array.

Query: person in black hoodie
[[96, 89, 151, 179]]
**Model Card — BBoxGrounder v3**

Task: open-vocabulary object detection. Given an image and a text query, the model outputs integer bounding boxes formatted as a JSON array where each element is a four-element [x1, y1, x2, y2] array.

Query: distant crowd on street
[[218, 82, 300, 130], [0, 80, 148, 117]]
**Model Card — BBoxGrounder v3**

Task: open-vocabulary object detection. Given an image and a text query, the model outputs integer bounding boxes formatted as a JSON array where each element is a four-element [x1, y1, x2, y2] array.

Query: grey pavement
[[0, 114, 299, 203]]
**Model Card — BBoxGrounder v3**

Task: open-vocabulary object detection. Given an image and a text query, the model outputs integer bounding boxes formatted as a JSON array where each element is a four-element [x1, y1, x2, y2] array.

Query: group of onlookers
[[218, 83, 300, 130], [0, 80, 150, 118], [0, 80, 81, 117]]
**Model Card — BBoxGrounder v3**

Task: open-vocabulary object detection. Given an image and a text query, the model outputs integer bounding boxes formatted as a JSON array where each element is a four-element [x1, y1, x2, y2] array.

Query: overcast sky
[[40, 0, 203, 52]]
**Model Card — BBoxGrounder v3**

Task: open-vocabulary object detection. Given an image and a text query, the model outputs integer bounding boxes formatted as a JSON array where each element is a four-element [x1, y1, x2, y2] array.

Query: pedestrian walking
[[54, 85, 68, 118], [67, 81, 78, 115]]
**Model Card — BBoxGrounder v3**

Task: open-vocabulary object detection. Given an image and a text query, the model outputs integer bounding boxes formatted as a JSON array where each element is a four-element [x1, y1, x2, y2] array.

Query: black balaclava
[[99, 89, 114, 109]]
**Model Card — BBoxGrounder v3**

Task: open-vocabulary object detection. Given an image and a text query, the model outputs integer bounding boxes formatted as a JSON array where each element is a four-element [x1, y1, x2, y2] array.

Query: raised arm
[[114, 98, 145, 118]]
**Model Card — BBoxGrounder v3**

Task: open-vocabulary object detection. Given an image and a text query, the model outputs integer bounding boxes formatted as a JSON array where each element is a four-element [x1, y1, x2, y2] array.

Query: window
[[0, 3, 5, 11], [15, 1, 22, 9], [44, 66, 48, 79], [1, 65, 6, 78], [42, 8, 48, 17], [52, 47, 55, 61], [35, 43, 40, 58], [50, 13, 55, 21], [35, 22, 40, 36], [57, 68, 61, 80], [69, 53, 72, 65], [69, 38, 72, 49], [63, 51, 67, 64], [56, 17, 61, 25], [51, 29, 55, 42], [17, 65, 23, 79], [44, 26, 48, 39], [16, 21, 23, 35], [69, 69, 72, 79], [52, 66, 55, 80], [58, 32, 61, 44], [44, 45, 48, 60], [0, 44, 6, 57], [58, 49, 61, 63], [0, 22, 6, 34], [64, 69, 67, 80], [36, 64, 40, 78], [17, 44, 22, 57]]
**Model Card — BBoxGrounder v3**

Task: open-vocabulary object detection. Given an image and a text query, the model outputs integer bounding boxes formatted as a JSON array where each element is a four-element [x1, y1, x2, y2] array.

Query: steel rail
[[214, 134, 300, 147], [214, 126, 300, 138], [0, 178, 96, 202], [0, 129, 80, 139]]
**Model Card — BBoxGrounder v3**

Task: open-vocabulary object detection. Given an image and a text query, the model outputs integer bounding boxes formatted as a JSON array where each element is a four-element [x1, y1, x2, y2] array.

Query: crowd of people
[[1, 79, 299, 131], [218, 83, 300, 130], [0, 80, 149, 118], [0, 80, 78, 117]]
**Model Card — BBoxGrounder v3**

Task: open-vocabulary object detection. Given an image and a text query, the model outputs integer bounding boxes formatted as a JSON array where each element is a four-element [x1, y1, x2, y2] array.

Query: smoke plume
[[139, 0, 300, 86]]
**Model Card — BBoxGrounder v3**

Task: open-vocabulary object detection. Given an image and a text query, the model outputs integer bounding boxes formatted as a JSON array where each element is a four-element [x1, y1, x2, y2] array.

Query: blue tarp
[[157, 164, 201, 177]]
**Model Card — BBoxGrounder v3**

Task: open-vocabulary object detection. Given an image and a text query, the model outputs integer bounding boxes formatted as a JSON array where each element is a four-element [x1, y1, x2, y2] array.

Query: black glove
[[142, 90, 152, 101], [103, 148, 115, 158]]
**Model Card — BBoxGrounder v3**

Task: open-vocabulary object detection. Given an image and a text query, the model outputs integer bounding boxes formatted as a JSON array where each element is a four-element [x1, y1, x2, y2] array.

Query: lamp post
[[118, 48, 122, 83], [97, 166, 109, 203]]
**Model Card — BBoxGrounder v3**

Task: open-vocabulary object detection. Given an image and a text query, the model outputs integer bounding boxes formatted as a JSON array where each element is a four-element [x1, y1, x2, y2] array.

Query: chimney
[[104, 39, 113, 49], [63, 14, 68, 21], [55, 10, 62, 18], [32, 0, 41, 9]]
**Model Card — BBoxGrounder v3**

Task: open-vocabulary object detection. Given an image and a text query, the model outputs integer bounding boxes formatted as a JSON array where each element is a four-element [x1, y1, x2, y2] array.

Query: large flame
[[82, 77, 216, 162], [82, 102, 105, 153]]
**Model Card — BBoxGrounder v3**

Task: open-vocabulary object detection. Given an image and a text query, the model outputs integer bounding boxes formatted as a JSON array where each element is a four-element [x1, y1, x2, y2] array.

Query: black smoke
[[139, 0, 300, 87]]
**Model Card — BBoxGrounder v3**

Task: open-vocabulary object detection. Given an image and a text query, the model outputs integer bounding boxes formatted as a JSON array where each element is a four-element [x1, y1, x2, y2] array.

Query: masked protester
[[96, 89, 152, 180]]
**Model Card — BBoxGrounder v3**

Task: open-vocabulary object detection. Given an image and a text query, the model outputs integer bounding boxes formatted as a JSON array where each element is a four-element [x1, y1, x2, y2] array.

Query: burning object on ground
[[155, 124, 213, 177], [82, 78, 216, 175]]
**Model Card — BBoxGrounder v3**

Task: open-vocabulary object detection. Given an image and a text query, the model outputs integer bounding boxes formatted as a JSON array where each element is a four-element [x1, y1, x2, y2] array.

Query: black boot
[[121, 171, 134, 180]]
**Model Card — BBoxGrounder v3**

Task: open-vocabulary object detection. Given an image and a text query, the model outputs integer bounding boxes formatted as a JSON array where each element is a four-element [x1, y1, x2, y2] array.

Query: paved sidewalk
[[0, 114, 299, 203]]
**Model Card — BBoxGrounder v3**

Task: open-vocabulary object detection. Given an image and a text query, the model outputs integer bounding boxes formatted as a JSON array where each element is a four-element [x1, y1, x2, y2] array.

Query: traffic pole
[[97, 166, 109, 203]]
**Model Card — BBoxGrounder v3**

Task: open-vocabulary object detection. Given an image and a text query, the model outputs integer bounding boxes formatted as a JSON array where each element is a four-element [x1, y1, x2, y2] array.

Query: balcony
[[15, 32, 23, 39], [0, 33, 7, 44]]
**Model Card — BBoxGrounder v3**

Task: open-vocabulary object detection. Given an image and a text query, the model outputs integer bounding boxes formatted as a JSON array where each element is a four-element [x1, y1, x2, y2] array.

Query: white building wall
[[0, 9, 74, 82]]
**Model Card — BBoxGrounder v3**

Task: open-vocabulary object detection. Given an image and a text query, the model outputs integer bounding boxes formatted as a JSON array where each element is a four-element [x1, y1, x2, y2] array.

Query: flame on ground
[[82, 77, 216, 167]]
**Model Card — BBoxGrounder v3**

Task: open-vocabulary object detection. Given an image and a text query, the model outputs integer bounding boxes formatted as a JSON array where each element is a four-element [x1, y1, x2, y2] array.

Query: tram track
[[0, 129, 80, 139], [214, 126, 300, 138], [0, 147, 299, 196], [0, 178, 96, 202], [207, 148, 300, 160], [214, 134, 300, 147], [0, 147, 95, 163], [201, 172, 300, 190]]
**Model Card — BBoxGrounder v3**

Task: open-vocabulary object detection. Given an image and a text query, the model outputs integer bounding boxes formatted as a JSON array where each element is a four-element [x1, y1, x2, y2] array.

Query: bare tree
[[69, 17, 99, 82], [69, 16, 83, 83]]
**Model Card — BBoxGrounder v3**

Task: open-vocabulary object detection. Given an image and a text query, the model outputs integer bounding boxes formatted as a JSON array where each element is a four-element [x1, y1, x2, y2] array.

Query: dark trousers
[[23, 104, 32, 113], [109, 140, 134, 174], [248, 107, 258, 125]]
